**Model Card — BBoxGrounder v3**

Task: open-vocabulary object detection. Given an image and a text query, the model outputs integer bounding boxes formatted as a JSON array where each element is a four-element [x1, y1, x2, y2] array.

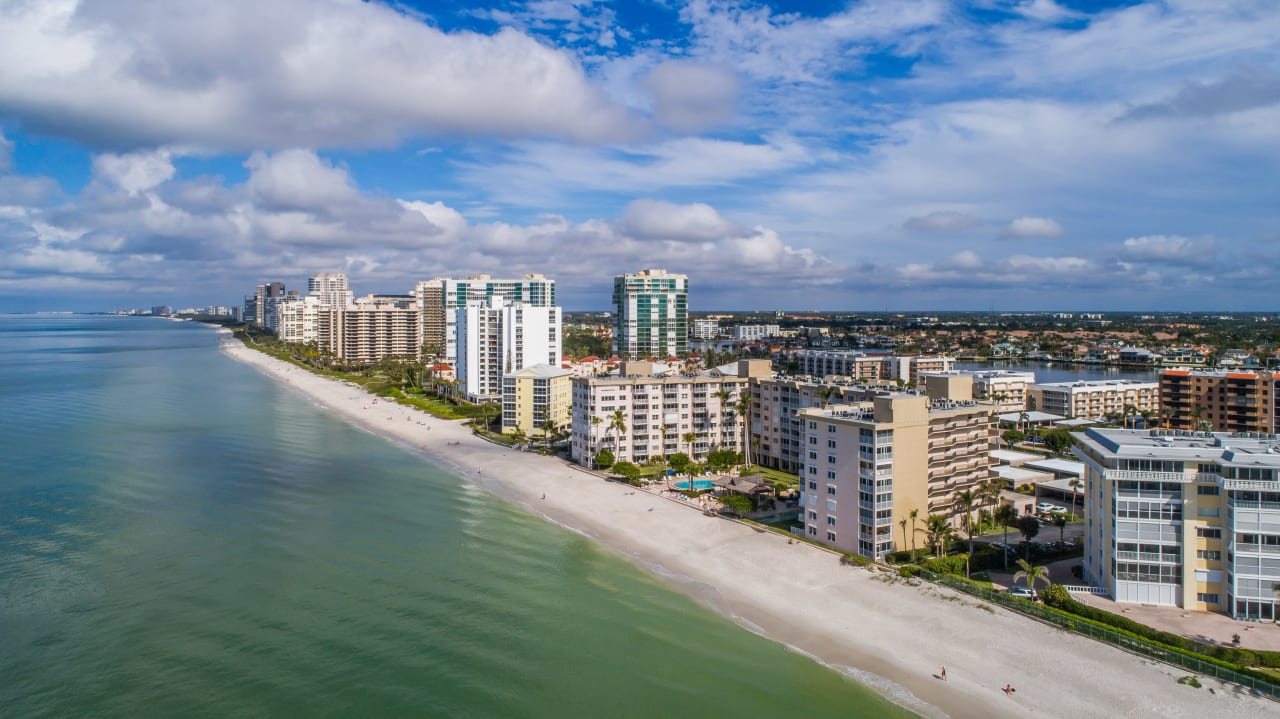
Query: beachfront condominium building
[[415, 274, 556, 365], [502, 364, 574, 437], [1073, 427, 1280, 620], [307, 273, 353, 311], [320, 295, 422, 363], [1027, 379, 1159, 420], [795, 379, 995, 560], [1159, 369, 1277, 435], [752, 377, 895, 473], [919, 370, 1035, 414], [612, 269, 688, 359], [244, 282, 286, 329], [571, 360, 772, 467], [731, 324, 781, 341], [457, 297, 562, 403]]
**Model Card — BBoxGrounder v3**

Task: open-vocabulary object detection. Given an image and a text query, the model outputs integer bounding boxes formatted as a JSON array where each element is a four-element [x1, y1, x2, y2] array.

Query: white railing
[[1062, 585, 1111, 597], [1229, 500, 1280, 510], [1104, 470, 1197, 483]]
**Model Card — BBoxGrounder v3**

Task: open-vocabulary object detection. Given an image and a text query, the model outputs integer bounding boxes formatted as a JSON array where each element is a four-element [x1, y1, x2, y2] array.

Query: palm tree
[[898, 517, 908, 557], [908, 508, 920, 558], [608, 409, 628, 453], [919, 514, 955, 558], [816, 386, 836, 408], [1160, 405, 1176, 430], [683, 432, 698, 460], [1068, 477, 1084, 518], [1190, 405, 1212, 432], [1013, 558, 1051, 594], [589, 415, 602, 465], [979, 478, 1003, 528], [1052, 514, 1068, 544], [956, 489, 978, 577], [734, 392, 754, 468], [995, 504, 1019, 571], [1123, 403, 1137, 429]]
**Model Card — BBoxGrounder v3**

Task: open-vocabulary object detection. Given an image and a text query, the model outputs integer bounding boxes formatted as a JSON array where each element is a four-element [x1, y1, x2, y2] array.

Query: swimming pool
[[673, 479, 715, 491]]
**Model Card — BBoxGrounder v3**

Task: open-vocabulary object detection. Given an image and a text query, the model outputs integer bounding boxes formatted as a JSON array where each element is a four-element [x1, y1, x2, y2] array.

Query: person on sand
[[940, 667, 946, 681]]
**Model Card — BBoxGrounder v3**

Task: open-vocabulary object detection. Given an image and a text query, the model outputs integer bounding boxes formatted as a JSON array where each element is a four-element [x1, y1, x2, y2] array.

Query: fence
[[916, 569, 1280, 702]]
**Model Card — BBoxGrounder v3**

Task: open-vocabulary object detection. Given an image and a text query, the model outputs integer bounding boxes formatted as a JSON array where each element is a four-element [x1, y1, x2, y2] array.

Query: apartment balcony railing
[[1233, 543, 1280, 555], [1115, 551, 1180, 563]]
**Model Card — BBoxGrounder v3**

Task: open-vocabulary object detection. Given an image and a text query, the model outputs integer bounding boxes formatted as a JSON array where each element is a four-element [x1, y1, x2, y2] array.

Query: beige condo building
[[502, 364, 574, 438], [1027, 379, 1158, 420], [796, 377, 995, 560], [571, 360, 772, 467]]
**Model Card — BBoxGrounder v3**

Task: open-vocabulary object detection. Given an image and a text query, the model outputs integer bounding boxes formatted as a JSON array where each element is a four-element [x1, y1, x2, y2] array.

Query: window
[[827, 485, 837, 496], [1197, 593, 1220, 604], [1196, 527, 1222, 539], [808, 466, 817, 475], [828, 424, 836, 432], [828, 456, 837, 464], [1197, 485, 1220, 496], [828, 439, 837, 448], [808, 510, 817, 520], [1197, 550, 1221, 560], [827, 516, 836, 526], [827, 471, 836, 480], [808, 481, 817, 490], [826, 531, 836, 541]]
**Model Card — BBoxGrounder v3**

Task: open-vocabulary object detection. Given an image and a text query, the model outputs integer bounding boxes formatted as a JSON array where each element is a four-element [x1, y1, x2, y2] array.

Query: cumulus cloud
[[0, 0, 644, 151], [620, 199, 738, 242], [642, 61, 740, 132], [1120, 67, 1280, 122], [92, 150, 176, 194], [903, 210, 982, 233], [1003, 216, 1063, 238]]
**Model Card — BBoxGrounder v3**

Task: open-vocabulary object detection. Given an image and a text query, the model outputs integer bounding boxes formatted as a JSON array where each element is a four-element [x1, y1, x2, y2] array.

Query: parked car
[[1007, 585, 1038, 600], [1035, 502, 1067, 514]]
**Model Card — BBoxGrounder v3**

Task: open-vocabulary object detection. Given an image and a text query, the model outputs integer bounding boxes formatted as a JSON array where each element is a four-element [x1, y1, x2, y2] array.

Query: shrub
[[921, 554, 968, 576], [719, 493, 754, 515], [593, 449, 615, 470], [1041, 584, 1071, 608], [840, 553, 871, 567], [612, 461, 640, 481], [898, 566, 919, 578]]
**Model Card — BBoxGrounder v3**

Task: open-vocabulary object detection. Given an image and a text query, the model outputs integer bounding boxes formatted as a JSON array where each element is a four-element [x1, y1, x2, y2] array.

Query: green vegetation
[[593, 449, 615, 470], [611, 461, 641, 481], [1177, 676, 1202, 688], [719, 494, 754, 516]]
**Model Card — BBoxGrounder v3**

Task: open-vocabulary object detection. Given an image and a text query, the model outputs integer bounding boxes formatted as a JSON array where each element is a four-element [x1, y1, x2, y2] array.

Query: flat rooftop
[[990, 449, 1043, 465], [1024, 458, 1085, 477], [1074, 428, 1280, 467]]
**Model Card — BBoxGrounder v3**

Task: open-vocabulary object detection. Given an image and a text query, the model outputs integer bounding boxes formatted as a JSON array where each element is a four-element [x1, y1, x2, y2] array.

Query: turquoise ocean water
[[0, 316, 913, 718]]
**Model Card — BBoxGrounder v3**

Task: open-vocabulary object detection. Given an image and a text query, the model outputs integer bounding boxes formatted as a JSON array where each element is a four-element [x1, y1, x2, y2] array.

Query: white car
[[1007, 585, 1038, 600], [1036, 502, 1067, 514]]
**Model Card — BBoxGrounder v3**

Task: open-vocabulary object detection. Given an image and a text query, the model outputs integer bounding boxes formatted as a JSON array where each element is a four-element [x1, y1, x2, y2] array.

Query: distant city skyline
[[1, 1, 1277, 312]]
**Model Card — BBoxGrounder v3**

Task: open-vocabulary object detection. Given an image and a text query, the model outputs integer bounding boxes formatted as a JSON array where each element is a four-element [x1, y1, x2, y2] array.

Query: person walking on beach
[[940, 667, 946, 681]]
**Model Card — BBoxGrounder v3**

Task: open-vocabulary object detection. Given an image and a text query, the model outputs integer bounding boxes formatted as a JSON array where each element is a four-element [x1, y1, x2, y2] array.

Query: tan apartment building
[[1159, 369, 1277, 434], [752, 377, 895, 473], [795, 350, 893, 381], [320, 297, 422, 363], [1073, 427, 1280, 619], [1027, 379, 1158, 420], [502, 364, 573, 438], [570, 360, 771, 467], [796, 377, 995, 560]]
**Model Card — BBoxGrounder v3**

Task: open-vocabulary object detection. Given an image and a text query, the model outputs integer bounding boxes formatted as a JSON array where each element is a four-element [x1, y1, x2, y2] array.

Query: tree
[[683, 431, 697, 459], [593, 449, 615, 470], [956, 489, 978, 577], [608, 408, 628, 455], [979, 478, 1004, 527], [1041, 429, 1075, 455], [1002, 428, 1026, 448], [919, 514, 955, 558], [706, 449, 739, 472], [1123, 403, 1138, 429], [1013, 558, 1051, 594], [734, 392, 754, 468], [908, 508, 920, 558], [1068, 477, 1084, 518], [1016, 515, 1041, 559], [995, 504, 1019, 571], [1052, 514, 1068, 544], [720, 493, 753, 516], [669, 452, 691, 474], [1190, 405, 1212, 432], [612, 461, 641, 482]]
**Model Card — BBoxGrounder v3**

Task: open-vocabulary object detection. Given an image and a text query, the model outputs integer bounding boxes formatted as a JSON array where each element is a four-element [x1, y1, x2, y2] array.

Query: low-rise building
[[502, 364, 573, 438], [1027, 379, 1159, 420], [1073, 427, 1280, 620]]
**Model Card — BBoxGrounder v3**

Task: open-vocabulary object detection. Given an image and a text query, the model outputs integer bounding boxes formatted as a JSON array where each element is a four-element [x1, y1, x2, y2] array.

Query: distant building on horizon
[[612, 269, 688, 359]]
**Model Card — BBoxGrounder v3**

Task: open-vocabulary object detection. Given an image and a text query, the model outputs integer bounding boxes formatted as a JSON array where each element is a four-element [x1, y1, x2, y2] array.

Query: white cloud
[[1004, 216, 1063, 238], [642, 61, 740, 132], [1121, 234, 1215, 263], [903, 210, 982, 233], [92, 150, 176, 194], [0, 0, 645, 150], [245, 150, 358, 211], [620, 199, 738, 242]]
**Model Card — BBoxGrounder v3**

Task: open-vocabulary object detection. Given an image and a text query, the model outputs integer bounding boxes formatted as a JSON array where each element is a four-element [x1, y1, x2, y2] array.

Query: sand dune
[[221, 334, 1274, 719]]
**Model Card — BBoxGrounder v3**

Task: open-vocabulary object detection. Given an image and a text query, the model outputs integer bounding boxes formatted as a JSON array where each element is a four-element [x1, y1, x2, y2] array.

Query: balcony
[[1234, 543, 1280, 555]]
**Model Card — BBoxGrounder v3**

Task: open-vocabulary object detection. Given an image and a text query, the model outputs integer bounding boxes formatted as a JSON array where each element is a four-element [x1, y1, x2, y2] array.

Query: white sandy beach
[[220, 333, 1276, 719]]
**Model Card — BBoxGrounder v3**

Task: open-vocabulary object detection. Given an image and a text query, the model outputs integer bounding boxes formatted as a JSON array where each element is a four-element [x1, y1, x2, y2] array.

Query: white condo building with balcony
[[457, 296, 562, 403]]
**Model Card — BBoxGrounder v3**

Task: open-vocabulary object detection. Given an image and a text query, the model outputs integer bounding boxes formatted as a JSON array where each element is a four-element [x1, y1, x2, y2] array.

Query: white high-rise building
[[457, 296, 562, 402], [613, 269, 688, 359], [415, 274, 556, 364], [307, 273, 353, 310]]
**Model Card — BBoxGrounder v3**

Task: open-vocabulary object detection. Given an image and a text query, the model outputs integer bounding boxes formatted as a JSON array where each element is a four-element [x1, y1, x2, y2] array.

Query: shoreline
[[218, 331, 1271, 719]]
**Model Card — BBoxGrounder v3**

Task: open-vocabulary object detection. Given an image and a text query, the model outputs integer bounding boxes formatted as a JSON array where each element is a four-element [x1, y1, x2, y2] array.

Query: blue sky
[[0, 0, 1277, 312]]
